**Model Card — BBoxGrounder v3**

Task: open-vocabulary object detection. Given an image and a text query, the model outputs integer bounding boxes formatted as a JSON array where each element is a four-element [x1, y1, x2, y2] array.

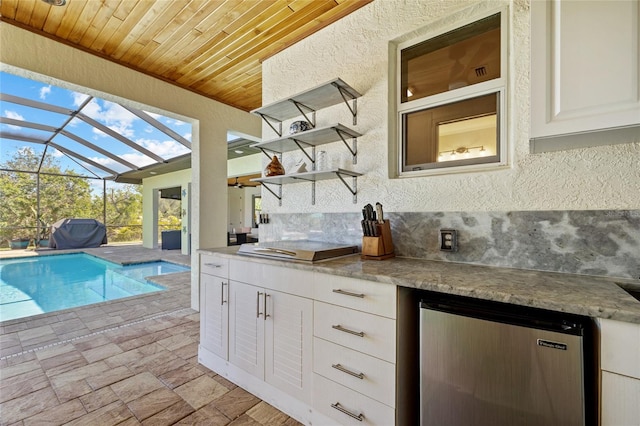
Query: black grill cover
[[49, 219, 108, 249]]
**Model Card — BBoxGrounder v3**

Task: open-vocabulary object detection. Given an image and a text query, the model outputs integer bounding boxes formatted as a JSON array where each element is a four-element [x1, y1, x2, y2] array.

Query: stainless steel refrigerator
[[420, 293, 596, 426]]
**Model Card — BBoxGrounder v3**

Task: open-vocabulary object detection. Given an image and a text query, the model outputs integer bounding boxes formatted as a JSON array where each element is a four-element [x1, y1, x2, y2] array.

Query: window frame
[[395, 8, 509, 177]]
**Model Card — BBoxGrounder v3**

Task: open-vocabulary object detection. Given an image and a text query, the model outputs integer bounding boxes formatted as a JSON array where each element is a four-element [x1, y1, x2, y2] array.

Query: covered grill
[[49, 218, 107, 249]]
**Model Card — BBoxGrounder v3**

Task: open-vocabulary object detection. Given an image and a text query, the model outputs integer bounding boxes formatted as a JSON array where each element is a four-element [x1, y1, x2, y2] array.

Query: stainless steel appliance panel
[[420, 306, 586, 426], [237, 240, 358, 262]]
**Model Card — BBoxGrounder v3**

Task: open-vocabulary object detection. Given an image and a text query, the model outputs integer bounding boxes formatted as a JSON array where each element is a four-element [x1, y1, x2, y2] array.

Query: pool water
[[0, 254, 190, 322]]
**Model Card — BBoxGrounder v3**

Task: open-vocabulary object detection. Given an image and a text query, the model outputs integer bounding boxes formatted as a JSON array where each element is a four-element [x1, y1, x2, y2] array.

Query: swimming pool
[[0, 254, 190, 322]]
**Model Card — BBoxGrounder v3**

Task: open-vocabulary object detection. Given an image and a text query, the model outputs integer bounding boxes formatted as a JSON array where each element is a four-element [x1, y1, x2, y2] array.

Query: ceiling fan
[[228, 177, 244, 189]]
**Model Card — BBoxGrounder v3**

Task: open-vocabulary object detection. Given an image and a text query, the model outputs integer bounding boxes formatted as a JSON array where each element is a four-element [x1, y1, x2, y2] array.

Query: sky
[[0, 71, 192, 180]]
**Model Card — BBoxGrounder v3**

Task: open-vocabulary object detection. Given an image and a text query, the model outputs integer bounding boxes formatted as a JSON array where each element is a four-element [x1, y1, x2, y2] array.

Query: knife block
[[362, 220, 395, 260]]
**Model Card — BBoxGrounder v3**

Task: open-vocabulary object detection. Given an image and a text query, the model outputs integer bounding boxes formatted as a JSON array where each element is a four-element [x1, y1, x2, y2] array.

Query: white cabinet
[[601, 371, 640, 426], [530, 0, 640, 152], [228, 280, 264, 377], [312, 275, 397, 426], [199, 255, 228, 360], [599, 318, 640, 425], [226, 259, 314, 405], [228, 279, 313, 404], [198, 256, 398, 425], [265, 288, 313, 403]]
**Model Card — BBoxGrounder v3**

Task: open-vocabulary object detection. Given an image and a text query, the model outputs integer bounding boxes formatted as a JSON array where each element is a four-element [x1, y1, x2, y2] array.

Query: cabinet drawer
[[313, 374, 395, 426], [230, 259, 314, 298], [314, 274, 396, 318], [313, 337, 395, 407], [314, 302, 396, 363], [600, 318, 640, 379], [200, 255, 229, 277]]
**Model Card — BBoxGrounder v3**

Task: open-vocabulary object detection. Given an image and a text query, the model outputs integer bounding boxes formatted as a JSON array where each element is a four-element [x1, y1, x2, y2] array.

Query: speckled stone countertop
[[200, 247, 640, 324]]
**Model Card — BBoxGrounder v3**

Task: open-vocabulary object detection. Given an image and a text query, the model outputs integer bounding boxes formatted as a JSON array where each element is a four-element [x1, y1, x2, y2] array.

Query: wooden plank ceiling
[[0, 0, 372, 112]]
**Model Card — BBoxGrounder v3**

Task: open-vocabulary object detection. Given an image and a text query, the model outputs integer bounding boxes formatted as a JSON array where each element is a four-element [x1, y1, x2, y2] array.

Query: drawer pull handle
[[257, 292, 263, 318], [221, 282, 227, 305], [332, 363, 364, 379], [331, 402, 364, 422], [332, 324, 365, 337], [332, 289, 364, 298], [204, 263, 222, 268]]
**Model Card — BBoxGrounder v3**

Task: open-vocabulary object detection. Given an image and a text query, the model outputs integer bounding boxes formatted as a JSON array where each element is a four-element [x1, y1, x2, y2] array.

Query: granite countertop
[[201, 246, 640, 324]]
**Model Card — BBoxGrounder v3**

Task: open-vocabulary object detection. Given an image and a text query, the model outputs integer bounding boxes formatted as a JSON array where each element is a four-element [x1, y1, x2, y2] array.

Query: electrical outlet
[[439, 229, 458, 252]]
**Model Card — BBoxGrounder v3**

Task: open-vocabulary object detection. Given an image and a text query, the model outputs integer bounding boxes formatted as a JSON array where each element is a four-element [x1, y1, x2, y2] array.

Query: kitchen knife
[[364, 204, 373, 220], [361, 219, 368, 236], [376, 202, 384, 224], [370, 221, 378, 236]]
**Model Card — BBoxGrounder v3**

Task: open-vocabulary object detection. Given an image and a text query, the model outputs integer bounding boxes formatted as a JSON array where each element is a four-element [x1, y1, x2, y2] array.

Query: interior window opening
[[397, 11, 505, 174]]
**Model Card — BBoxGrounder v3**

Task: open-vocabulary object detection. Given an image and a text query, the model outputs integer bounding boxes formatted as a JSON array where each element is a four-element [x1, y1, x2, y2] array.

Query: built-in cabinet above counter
[[530, 0, 640, 153], [250, 78, 363, 205]]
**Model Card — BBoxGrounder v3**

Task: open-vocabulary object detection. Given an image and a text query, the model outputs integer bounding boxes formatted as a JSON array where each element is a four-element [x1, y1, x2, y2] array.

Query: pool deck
[[0, 245, 300, 425], [0, 244, 192, 348]]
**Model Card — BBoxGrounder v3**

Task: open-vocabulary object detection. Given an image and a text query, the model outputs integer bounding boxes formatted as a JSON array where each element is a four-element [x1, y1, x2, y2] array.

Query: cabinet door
[[200, 273, 228, 359], [264, 290, 313, 404], [530, 0, 640, 145], [228, 281, 265, 378], [601, 371, 640, 426]]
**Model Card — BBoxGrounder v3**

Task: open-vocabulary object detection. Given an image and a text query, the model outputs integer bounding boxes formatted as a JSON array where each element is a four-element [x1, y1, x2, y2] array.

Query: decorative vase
[[265, 155, 285, 176]]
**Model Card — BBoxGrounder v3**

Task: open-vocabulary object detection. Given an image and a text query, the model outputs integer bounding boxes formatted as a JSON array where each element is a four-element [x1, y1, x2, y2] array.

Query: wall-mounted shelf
[[251, 169, 361, 206], [251, 78, 362, 136], [251, 123, 361, 165], [251, 77, 363, 206]]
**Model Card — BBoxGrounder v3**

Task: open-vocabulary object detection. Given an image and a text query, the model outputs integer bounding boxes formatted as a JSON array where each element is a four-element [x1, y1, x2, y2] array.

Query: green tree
[[105, 184, 143, 242], [1, 148, 155, 247], [1, 147, 95, 245]]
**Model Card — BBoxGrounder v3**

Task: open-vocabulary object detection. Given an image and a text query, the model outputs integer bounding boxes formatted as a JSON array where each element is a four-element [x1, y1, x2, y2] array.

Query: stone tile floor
[[0, 246, 301, 425]]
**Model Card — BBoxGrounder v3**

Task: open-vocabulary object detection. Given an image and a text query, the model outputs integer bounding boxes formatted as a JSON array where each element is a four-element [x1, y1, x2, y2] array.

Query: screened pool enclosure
[[0, 71, 192, 248]]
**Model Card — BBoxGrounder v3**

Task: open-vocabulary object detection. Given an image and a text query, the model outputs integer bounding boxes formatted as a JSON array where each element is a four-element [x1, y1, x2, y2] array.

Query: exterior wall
[[228, 153, 262, 177], [142, 169, 191, 254], [1, 23, 262, 311], [260, 0, 640, 214]]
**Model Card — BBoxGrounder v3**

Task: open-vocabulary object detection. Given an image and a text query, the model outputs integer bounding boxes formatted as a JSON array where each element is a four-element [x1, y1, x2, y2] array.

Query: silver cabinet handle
[[256, 291, 263, 318], [331, 402, 364, 422], [332, 289, 364, 298], [220, 282, 227, 305], [332, 324, 365, 337], [332, 363, 364, 379], [264, 293, 270, 320], [204, 263, 222, 268]]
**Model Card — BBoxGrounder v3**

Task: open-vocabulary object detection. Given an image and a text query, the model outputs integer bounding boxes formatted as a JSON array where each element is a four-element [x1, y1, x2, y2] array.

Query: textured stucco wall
[[261, 0, 640, 214], [1, 23, 261, 310]]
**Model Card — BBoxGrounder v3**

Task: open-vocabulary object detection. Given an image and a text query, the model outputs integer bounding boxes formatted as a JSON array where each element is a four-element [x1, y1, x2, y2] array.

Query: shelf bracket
[[333, 83, 358, 125], [335, 128, 358, 165], [287, 175, 317, 205], [289, 100, 316, 128], [258, 147, 280, 160], [292, 139, 315, 165], [257, 113, 283, 137], [335, 171, 358, 204], [261, 182, 282, 206]]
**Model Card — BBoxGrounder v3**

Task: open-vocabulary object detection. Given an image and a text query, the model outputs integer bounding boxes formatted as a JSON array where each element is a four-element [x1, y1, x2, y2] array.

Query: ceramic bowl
[[289, 120, 312, 134]]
